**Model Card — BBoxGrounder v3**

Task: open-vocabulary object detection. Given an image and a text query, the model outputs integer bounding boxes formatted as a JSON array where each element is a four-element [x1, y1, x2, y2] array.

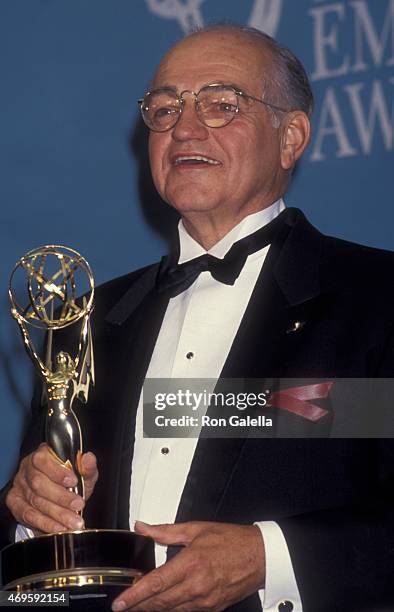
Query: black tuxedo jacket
[[2, 209, 394, 611]]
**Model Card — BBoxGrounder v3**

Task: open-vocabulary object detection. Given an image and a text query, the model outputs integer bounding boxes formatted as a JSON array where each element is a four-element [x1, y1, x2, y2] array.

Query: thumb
[[79, 452, 98, 501], [80, 452, 98, 480], [134, 520, 202, 545]]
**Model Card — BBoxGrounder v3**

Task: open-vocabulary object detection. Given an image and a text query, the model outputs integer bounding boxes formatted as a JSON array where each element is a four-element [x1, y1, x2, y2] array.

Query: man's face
[[148, 31, 287, 226]]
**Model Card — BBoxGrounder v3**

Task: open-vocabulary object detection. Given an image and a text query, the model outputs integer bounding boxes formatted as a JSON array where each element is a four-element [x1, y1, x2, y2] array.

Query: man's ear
[[280, 112, 311, 171]]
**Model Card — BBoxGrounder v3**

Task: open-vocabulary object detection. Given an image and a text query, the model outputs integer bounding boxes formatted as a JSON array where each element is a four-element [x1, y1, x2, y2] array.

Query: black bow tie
[[156, 210, 287, 297]]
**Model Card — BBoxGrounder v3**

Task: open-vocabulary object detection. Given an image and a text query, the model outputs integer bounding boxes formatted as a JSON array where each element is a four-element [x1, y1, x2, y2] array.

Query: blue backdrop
[[1, 0, 393, 485]]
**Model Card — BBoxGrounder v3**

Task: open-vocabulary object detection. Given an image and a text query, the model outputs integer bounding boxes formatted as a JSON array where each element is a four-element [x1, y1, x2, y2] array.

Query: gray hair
[[185, 23, 314, 126]]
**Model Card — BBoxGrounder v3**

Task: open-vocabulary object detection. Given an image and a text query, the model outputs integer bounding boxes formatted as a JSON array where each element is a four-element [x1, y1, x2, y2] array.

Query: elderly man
[[2, 25, 394, 612]]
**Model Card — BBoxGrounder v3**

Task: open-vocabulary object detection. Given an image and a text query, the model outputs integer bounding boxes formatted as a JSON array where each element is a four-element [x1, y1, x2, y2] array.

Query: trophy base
[[1, 529, 155, 610]]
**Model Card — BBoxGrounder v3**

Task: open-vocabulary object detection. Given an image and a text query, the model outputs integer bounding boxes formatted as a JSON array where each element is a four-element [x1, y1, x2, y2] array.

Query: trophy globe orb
[[9, 245, 94, 330]]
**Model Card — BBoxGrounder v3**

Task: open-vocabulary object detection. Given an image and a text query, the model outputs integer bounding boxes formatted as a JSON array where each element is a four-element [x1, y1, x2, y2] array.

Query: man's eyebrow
[[201, 82, 247, 92], [149, 82, 248, 93], [149, 84, 178, 93], [223, 82, 244, 91], [147, 82, 256, 97], [200, 82, 249, 92]]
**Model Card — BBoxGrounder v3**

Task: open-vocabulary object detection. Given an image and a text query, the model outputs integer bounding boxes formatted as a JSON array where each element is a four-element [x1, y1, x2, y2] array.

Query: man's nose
[[171, 98, 209, 141]]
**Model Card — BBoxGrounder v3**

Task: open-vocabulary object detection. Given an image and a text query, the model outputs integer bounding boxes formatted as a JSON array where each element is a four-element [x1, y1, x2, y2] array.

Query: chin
[[168, 200, 220, 216], [165, 191, 221, 215]]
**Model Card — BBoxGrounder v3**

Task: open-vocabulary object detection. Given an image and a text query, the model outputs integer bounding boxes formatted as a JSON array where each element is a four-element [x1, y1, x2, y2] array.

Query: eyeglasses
[[138, 83, 290, 132]]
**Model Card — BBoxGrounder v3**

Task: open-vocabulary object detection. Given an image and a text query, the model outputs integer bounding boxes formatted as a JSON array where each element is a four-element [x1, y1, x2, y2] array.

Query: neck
[[179, 190, 287, 250], [181, 206, 273, 250]]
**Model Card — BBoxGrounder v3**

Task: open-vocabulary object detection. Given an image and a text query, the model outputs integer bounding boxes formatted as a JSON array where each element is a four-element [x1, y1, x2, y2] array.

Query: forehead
[[152, 31, 271, 94]]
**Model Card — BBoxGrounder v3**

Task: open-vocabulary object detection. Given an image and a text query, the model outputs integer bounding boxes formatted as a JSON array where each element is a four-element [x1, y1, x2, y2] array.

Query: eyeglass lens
[[141, 86, 238, 131]]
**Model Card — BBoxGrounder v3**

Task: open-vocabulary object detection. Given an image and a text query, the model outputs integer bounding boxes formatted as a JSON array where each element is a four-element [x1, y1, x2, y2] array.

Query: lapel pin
[[286, 320, 306, 334]]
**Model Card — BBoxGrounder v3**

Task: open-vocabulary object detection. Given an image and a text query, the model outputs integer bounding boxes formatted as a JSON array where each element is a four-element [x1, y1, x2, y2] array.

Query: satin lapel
[[220, 208, 323, 379], [175, 209, 325, 523]]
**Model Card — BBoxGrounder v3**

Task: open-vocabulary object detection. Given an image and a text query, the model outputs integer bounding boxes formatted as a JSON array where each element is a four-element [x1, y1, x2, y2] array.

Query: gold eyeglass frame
[[138, 82, 290, 131]]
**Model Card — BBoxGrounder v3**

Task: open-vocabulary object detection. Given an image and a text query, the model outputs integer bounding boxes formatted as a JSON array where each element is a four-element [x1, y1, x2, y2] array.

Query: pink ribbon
[[267, 381, 333, 422]]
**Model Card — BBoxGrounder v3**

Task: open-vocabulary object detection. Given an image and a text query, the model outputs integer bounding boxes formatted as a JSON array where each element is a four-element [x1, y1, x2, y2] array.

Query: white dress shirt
[[129, 199, 302, 611]]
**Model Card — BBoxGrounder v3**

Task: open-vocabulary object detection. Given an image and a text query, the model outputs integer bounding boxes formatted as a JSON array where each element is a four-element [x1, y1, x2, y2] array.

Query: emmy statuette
[[1, 246, 154, 609]]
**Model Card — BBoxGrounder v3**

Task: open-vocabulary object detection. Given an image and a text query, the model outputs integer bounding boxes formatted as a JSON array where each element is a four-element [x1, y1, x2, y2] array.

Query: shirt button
[[161, 447, 170, 455], [186, 351, 194, 360], [278, 601, 294, 612]]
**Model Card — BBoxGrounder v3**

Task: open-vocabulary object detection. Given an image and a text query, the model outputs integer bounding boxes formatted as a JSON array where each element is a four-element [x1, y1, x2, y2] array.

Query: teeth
[[174, 156, 220, 165]]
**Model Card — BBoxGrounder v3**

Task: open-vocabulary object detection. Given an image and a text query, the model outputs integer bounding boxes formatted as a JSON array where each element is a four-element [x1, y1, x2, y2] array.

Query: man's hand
[[112, 520, 265, 612], [6, 443, 98, 534]]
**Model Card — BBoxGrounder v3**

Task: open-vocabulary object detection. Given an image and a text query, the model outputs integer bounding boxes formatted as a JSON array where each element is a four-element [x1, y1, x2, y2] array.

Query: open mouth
[[172, 155, 221, 167]]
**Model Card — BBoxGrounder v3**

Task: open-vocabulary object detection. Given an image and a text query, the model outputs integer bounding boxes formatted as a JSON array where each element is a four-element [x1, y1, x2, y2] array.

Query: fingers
[[5, 445, 98, 534], [112, 522, 266, 611], [134, 521, 204, 546], [31, 444, 78, 488], [6, 488, 82, 534], [112, 582, 191, 612], [112, 555, 187, 611], [111, 545, 220, 612]]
